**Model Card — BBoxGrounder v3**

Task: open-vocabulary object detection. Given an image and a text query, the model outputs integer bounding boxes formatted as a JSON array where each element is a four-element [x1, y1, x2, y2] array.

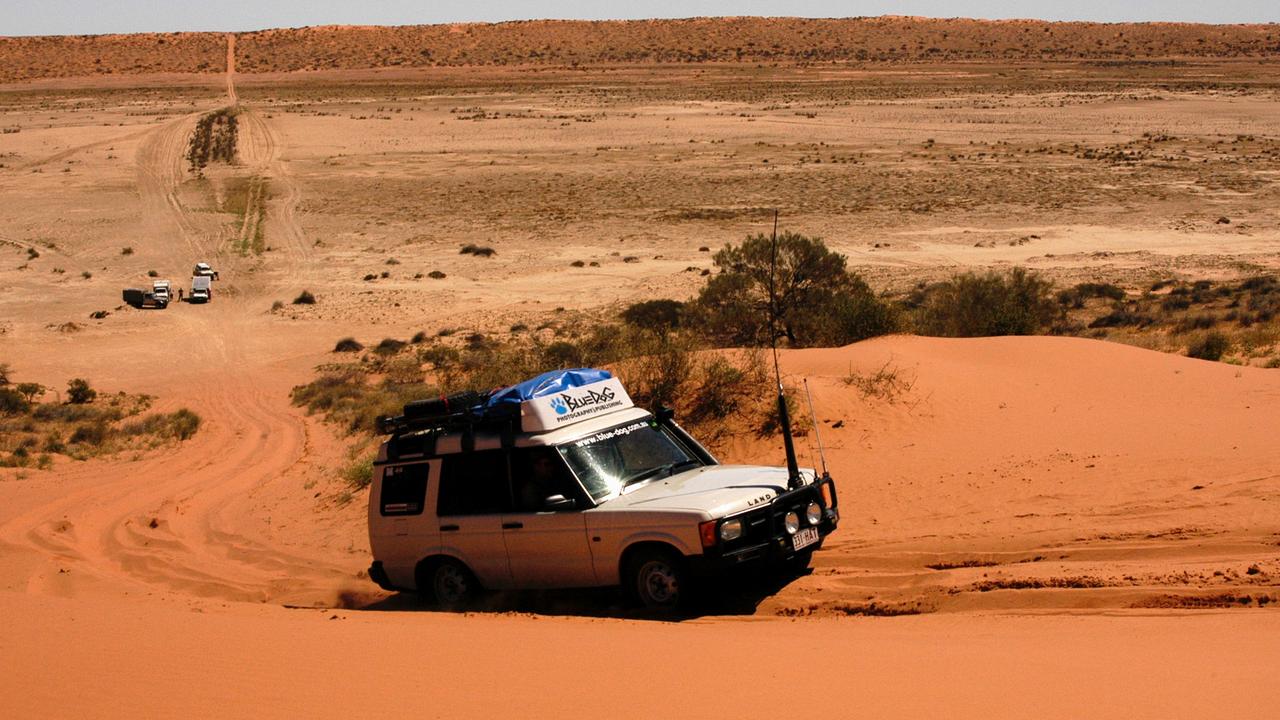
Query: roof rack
[[376, 390, 516, 437]]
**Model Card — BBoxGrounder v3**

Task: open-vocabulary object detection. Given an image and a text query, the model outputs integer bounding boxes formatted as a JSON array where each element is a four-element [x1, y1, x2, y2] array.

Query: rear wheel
[[418, 558, 478, 611], [626, 548, 687, 612]]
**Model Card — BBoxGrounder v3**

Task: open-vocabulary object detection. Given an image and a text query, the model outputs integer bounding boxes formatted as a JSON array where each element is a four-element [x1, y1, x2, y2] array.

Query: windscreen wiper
[[621, 459, 701, 489]]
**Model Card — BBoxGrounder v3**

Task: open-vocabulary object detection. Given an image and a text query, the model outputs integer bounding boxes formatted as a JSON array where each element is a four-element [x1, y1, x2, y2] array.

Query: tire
[[418, 558, 478, 611], [625, 548, 687, 612]]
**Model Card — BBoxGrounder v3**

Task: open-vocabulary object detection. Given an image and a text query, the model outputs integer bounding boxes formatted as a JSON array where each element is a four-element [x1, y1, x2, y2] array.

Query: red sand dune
[[2, 336, 1277, 717], [3, 17, 1279, 82]]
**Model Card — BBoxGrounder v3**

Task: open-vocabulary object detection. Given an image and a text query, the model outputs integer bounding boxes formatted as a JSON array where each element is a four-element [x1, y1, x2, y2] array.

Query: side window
[[437, 450, 510, 516], [510, 447, 584, 512], [381, 463, 429, 516]]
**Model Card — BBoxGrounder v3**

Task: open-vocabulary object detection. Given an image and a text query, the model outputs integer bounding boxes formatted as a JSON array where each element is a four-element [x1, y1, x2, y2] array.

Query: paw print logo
[[550, 397, 568, 415]]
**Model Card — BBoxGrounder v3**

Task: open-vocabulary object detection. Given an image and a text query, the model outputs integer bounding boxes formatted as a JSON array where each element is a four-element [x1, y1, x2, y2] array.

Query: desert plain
[[1, 19, 1279, 718]]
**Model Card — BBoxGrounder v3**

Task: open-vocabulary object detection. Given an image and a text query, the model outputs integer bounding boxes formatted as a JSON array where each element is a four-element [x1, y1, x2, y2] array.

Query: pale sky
[[2, 1, 1277, 37]]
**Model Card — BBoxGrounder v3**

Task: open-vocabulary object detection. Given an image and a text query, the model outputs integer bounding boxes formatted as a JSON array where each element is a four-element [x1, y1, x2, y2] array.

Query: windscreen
[[557, 418, 700, 502]]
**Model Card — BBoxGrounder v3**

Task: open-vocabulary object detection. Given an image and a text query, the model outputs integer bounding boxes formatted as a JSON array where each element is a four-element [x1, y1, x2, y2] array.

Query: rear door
[[502, 447, 597, 588], [436, 450, 513, 589], [370, 460, 437, 588]]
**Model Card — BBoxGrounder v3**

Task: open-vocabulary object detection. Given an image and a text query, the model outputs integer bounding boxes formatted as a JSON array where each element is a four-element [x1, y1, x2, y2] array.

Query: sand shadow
[[353, 565, 812, 621]]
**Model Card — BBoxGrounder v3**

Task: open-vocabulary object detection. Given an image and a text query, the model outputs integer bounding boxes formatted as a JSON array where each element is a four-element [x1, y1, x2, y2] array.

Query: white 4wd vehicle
[[367, 369, 839, 610]]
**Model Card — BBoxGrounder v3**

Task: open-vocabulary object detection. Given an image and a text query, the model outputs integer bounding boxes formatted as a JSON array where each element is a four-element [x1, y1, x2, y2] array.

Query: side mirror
[[542, 494, 576, 511]]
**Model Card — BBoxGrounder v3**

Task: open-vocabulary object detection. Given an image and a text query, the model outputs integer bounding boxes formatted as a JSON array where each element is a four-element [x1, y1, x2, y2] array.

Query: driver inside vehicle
[[515, 449, 573, 512]]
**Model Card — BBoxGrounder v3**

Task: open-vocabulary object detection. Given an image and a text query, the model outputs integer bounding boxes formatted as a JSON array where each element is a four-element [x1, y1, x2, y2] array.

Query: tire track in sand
[[0, 36, 356, 606]]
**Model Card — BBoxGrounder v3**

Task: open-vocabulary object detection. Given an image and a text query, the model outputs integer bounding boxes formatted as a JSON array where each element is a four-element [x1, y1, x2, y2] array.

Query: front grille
[[726, 485, 822, 548]]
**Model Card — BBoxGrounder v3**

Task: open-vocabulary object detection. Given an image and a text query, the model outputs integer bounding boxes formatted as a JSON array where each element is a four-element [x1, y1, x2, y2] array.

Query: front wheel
[[419, 558, 478, 611], [626, 549, 688, 612]]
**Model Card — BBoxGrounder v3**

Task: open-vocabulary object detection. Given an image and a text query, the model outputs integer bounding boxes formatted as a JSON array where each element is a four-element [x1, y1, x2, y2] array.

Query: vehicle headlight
[[784, 511, 800, 535], [806, 502, 822, 526], [719, 519, 743, 542]]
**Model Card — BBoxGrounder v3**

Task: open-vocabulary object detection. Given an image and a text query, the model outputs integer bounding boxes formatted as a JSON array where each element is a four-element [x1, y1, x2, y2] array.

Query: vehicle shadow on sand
[[354, 567, 811, 621]]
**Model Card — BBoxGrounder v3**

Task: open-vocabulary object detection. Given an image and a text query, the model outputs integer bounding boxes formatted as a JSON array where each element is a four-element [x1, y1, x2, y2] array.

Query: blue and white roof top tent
[[487, 368, 634, 432], [377, 367, 636, 437]]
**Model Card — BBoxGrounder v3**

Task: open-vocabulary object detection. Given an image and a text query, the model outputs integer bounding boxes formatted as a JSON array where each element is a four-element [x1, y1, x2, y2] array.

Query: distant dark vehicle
[[123, 288, 167, 309], [123, 288, 145, 307]]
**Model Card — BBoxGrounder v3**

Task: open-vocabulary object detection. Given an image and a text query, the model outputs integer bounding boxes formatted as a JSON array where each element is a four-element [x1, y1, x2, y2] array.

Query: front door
[[503, 447, 597, 588]]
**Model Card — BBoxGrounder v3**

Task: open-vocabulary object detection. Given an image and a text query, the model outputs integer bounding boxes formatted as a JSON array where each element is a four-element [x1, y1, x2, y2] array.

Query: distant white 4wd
[[367, 370, 839, 610]]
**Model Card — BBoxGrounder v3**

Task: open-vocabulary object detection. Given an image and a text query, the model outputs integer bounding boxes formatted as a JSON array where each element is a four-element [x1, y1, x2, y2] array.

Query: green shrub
[[695, 231, 893, 347], [0, 387, 29, 415], [917, 268, 1058, 337], [68, 422, 109, 446], [16, 383, 46, 403], [374, 338, 407, 355], [541, 341, 584, 369], [66, 378, 96, 404], [121, 409, 201, 441], [621, 299, 685, 332], [333, 337, 364, 352], [1187, 332, 1230, 361], [687, 357, 745, 422], [342, 453, 376, 489]]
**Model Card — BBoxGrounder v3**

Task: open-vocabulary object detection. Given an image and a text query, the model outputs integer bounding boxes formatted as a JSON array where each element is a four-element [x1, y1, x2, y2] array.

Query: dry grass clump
[[459, 244, 496, 257], [186, 108, 239, 174], [0, 371, 199, 468]]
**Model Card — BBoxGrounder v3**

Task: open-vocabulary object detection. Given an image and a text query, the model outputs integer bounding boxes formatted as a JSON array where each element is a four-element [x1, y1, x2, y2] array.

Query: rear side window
[[437, 450, 510, 516], [381, 463, 430, 516]]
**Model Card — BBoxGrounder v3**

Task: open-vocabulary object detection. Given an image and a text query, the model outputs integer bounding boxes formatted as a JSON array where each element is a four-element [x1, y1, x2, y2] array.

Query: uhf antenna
[[803, 378, 829, 480], [768, 210, 802, 489]]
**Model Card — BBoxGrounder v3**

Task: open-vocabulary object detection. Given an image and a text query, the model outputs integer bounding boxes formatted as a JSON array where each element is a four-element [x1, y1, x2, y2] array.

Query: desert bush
[[291, 371, 435, 435], [382, 356, 423, 385], [333, 337, 364, 352], [1187, 332, 1230, 361], [1089, 305, 1156, 329], [621, 299, 685, 332], [541, 341, 585, 369], [418, 344, 461, 368], [613, 332, 694, 411], [270, 300, 284, 312], [0, 387, 29, 415], [687, 356, 746, 422], [68, 422, 109, 446], [121, 247, 133, 256], [410, 331, 429, 344], [342, 453, 376, 490], [292, 290, 316, 305], [459, 244, 495, 257], [121, 409, 201, 441], [695, 231, 893, 347], [427, 270, 447, 279], [374, 338, 407, 355], [0, 362, 10, 386], [1175, 314, 1219, 333], [917, 267, 1058, 337], [147, 270, 158, 278], [66, 378, 96, 404], [15, 383, 45, 403], [1058, 282, 1125, 308]]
